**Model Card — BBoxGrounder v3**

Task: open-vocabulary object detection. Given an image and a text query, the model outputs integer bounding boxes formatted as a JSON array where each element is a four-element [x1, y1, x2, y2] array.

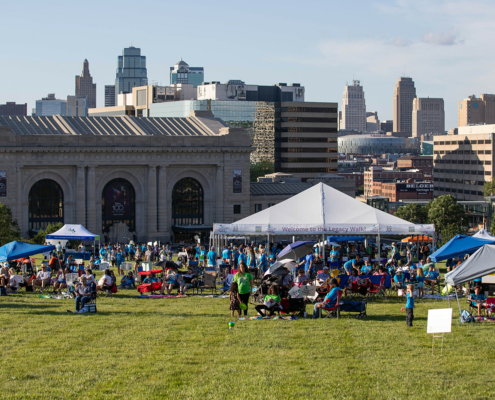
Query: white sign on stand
[[427, 308, 452, 356]]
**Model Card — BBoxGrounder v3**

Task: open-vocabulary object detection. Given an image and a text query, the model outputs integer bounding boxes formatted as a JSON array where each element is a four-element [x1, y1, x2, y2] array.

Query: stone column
[[87, 166, 97, 233], [76, 166, 86, 225], [157, 165, 168, 235], [216, 165, 224, 223], [148, 165, 158, 236], [16, 167, 24, 234]]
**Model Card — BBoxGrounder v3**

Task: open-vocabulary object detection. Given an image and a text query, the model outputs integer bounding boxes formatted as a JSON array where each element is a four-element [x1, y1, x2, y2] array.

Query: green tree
[[30, 222, 63, 245], [482, 180, 495, 197], [394, 203, 429, 224], [250, 161, 275, 182], [428, 195, 469, 236], [0, 203, 22, 246], [441, 223, 463, 245]]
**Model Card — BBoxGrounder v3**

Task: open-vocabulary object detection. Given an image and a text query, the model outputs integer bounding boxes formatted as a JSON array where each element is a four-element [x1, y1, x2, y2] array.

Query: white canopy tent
[[472, 229, 494, 240], [212, 183, 434, 259], [46, 224, 99, 241]]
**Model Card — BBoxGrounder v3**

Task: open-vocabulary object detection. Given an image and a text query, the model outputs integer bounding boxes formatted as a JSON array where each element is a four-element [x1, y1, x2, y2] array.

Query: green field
[[1, 263, 494, 399]]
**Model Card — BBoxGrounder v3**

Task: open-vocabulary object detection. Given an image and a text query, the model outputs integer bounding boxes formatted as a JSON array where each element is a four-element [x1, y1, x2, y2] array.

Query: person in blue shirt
[[344, 255, 360, 276], [238, 248, 247, 266], [256, 249, 268, 273], [195, 245, 201, 260], [118, 272, 136, 289], [405, 284, 415, 327], [424, 265, 439, 293], [298, 251, 315, 276], [99, 246, 107, 262], [143, 274, 159, 284], [360, 260, 372, 275], [313, 278, 341, 318], [470, 286, 487, 317], [222, 245, 231, 264], [116, 250, 125, 276], [232, 247, 240, 267], [207, 247, 217, 267], [329, 246, 340, 262], [394, 269, 404, 292]]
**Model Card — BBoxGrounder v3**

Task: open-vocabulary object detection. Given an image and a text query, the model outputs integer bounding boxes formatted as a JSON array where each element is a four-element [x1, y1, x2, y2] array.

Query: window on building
[[102, 178, 136, 233], [254, 204, 262, 213], [172, 178, 204, 226], [28, 179, 64, 233], [268, 203, 275, 207], [234, 205, 241, 214]]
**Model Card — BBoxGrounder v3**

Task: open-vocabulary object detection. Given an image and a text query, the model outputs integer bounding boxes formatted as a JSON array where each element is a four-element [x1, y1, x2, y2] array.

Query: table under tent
[[212, 183, 435, 263]]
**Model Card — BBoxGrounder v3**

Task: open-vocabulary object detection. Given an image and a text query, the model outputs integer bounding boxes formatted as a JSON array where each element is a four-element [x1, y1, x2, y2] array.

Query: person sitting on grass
[[160, 270, 182, 295], [96, 269, 112, 294], [424, 265, 439, 293], [68, 276, 93, 313], [0, 263, 10, 288], [313, 278, 341, 319], [255, 284, 281, 317], [6, 268, 22, 294], [53, 267, 69, 294], [394, 269, 405, 293], [229, 281, 242, 318], [470, 286, 487, 317], [143, 273, 159, 284], [181, 268, 197, 295], [118, 272, 136, 289], [32, 265, 51, 293]]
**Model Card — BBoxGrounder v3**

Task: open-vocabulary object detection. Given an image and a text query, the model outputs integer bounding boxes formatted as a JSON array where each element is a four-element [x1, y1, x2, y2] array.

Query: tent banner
[[214, 223, 434, 236]]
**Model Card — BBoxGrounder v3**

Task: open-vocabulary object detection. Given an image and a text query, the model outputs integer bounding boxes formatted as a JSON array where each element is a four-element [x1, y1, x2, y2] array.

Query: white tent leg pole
[[447, 289, 451, 308], [292, 236, 295, 243], [377, 233, 381, 264], [454, 287, 462, 317]]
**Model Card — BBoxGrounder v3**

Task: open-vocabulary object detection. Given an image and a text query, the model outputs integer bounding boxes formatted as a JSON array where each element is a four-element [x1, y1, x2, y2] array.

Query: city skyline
[[3, 0, 495, 129]]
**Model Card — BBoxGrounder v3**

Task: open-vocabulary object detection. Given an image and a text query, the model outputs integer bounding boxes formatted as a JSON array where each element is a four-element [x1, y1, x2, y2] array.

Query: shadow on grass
[[0, 303, 60, 310], [365, 315, 426, 322]]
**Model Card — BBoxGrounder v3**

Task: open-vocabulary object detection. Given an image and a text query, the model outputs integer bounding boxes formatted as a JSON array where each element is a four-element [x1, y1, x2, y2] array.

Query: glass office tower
[[115, 47, 148, 97], [170, 60, 204, 88]]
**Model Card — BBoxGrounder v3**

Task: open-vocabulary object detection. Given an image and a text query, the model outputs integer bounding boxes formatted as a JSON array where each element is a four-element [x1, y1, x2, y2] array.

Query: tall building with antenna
[[340, 80, 366, 131], [393, 77, 416, 134], [75, 59, 97, 109], [115, 46, 148, 97]]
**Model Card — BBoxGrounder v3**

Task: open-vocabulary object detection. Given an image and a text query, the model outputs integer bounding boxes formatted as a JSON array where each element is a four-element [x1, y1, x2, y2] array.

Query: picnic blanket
[[196, 295, 229, 299], [474, 316, 495, 322], [338, 274, 391, 289], [38, 294, 72, 299], [238, 315, 298, 321], [137, 294, 187, 298]]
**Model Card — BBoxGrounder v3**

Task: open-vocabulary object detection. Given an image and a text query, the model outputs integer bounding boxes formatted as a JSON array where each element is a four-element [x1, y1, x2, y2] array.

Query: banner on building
[[233, 169, 242, 193], [397, 183, 434, 193], [0, 171, 6, 197], [104, 181, 132, 217]]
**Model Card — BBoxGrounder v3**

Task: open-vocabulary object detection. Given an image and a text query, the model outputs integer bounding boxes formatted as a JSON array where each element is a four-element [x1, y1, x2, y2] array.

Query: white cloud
[[392, 37, 412, 47], [421, 30, 463, 46]]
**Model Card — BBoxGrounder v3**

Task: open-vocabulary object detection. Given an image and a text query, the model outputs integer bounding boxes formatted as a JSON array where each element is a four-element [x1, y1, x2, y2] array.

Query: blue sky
[[3, 0, 495, 129]]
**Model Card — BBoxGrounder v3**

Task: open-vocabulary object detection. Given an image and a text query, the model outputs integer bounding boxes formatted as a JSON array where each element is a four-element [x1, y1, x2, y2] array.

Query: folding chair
[[367, 275, 387, 300], [216, 274, 234, 295], [319, 290, 343, 319], [198, 270, 216, 294]]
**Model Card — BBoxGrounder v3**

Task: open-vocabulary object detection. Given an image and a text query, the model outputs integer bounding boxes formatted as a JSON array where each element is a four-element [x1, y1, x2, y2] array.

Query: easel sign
[[427, 308, 452, 356]]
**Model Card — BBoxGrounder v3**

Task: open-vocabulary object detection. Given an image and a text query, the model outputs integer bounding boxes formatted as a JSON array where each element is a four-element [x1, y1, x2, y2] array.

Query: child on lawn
[[405, 284, 415, 327], [416, 268, 425, 297], [229, 282, 242, 318]]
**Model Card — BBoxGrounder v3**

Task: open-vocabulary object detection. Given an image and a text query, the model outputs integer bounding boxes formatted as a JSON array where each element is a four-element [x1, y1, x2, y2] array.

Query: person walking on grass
[[229, 282, 242, 318], [405, 284, 415, 327], [233, 262, 253, 316]]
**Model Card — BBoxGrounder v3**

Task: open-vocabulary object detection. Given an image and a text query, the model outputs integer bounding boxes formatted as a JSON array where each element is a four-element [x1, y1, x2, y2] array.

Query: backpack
[[460, 309, 474, 323]]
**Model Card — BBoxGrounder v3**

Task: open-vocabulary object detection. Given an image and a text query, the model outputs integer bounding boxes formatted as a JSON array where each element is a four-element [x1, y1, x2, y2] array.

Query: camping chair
[[319, 290, 343, 319], [467, 296, 487, 316], [367, 275, 387, 300], [347, 278, 370, 299], [486, 298, 495, 316], [198, 270, 216, 294], [280, 298, 306, 316], [216, 274, 234, 296], [86, 282, 98, 313]]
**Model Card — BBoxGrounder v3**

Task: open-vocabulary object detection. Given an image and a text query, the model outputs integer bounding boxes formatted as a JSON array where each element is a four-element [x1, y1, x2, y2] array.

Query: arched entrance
[[172, 178, 204, 242], [28, 179, 64, 233], [101, 178, 135, 234]]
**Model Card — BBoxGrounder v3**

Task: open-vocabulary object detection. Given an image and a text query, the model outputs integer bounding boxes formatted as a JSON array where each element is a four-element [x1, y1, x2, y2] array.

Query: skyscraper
[[75, 59, 97, 109], [115, 46, 147, 98], [105, 85, 116, 107], [412, 98, 444, 137], [458, 94, 495, 126], [170, 59, 204, 88], [340, 80, 366, 131], [35, 94, 66, 116], [393, 77, 416, 134]]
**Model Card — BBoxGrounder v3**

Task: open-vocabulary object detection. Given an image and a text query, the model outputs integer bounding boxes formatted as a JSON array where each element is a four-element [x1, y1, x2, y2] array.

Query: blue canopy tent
[[429, 234, 495, 262], [0, 241, 55, 262], [327, 236, 366, 243]]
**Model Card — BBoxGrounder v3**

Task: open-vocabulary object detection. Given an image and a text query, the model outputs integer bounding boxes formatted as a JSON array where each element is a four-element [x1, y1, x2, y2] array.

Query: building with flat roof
[[340, 80, 366, 131], [458, 94, 495, 127], [433, 125, 495, 200], [115, 46, 147, 98], [393, 77, 416, 134], [35, 94, 67, 116], [380, 120, 393, 133], [396, 155, 433, 175], [105, 85, 116, 107], [412, 97, 444, 137], [366, 111, 380, 132], [75, 59, 97, 109], [0, 102, 27, 116], [66, 96, 87, 117], [170, 59, 204, 88], [364, 165, 429, 199], [0, 111, 251, 243]]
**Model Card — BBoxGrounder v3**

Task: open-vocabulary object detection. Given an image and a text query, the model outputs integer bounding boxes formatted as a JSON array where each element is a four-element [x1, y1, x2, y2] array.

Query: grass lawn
[[1, 261, 494, 399]]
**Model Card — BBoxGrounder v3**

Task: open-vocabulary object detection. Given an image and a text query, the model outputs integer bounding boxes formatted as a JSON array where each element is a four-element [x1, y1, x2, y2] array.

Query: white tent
[[46, 224, 99, 241], [213, 183, 434, 236], [472, 229, 494, 240]]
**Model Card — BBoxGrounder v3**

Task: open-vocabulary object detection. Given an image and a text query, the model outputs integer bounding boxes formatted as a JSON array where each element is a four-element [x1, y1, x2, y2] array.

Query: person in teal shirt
[[207, 247, 217, 267], [313, 279, 341, 318], [405, 284, 415, 327], [424, 265, 438, 293], [256, 249, 268, 272], [238, 248, 247, 266], [330, 247, 339, 262], [470, 286, 487, 317], [222, 246, 231, 263]]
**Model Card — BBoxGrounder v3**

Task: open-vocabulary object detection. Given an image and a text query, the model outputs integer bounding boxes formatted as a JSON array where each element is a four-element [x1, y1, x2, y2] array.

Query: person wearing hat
[[32, 265, 52, 293], [394, 269, 405, 294], [118, 271, 136, 289], [316, 266, 331, 283]]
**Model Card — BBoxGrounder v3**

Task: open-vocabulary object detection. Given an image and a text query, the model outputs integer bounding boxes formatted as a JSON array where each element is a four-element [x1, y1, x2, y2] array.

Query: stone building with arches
[[0, 111, 251, 243]]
